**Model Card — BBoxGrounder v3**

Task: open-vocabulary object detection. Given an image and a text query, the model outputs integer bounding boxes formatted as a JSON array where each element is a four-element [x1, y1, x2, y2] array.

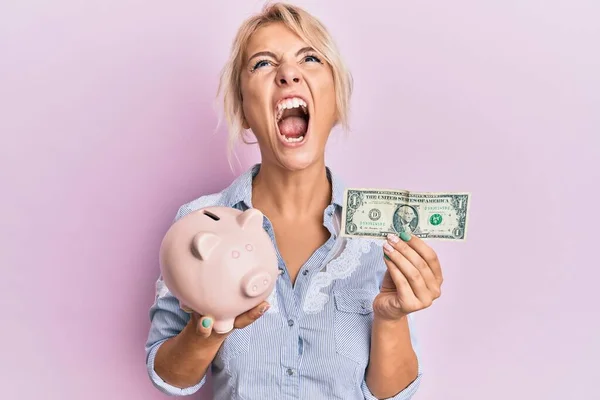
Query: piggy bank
[[158, 206, 279, 334]]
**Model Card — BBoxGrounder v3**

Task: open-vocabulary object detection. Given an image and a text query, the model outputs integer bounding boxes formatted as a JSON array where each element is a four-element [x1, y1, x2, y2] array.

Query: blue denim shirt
[[145, 164, 422, 400]]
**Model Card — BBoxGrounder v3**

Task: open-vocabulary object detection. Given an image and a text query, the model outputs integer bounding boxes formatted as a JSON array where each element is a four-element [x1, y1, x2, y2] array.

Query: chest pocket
[[333, 288, 375, 366]]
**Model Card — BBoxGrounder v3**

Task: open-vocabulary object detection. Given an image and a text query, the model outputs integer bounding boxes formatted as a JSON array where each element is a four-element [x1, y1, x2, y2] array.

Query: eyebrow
[[247, 47, 317, 63]]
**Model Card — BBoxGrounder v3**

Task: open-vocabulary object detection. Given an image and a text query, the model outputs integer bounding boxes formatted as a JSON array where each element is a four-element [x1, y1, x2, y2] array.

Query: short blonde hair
[[216, 2, 353, 163]]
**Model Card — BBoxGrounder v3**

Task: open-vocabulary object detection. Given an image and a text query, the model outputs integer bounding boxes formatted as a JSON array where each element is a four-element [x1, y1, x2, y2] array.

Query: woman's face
[[239, 22, 337, 171]]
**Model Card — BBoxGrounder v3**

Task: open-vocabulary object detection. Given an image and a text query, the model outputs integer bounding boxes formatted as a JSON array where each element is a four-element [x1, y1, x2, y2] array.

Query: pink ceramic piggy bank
[[158, 206, 279, 334]]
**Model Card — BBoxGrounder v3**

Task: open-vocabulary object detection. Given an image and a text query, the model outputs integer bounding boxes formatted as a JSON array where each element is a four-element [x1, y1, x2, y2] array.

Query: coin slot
[[203, 210, 220, 221]]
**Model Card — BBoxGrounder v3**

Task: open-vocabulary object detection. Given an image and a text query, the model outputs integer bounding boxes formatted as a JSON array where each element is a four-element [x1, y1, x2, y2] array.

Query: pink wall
[[1, 1, 598, 399]]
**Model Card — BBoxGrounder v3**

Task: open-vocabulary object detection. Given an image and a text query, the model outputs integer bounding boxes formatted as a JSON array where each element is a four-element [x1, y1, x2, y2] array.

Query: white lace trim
[[303, 238, 380, 314], [265, 286, 279, 313], [155, 277, 170, 299]]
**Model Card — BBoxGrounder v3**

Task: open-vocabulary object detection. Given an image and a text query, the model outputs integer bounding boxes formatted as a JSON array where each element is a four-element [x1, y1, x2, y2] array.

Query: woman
[[145, 3, 443, 399]]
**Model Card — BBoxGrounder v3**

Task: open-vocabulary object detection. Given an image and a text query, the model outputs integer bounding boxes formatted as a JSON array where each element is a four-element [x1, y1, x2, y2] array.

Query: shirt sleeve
[[361, 313, 423, 400], [144, 278, 207, 395]]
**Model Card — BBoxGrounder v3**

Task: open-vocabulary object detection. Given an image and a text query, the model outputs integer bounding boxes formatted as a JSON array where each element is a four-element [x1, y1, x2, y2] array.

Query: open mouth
[[275, 97, 309, 144]]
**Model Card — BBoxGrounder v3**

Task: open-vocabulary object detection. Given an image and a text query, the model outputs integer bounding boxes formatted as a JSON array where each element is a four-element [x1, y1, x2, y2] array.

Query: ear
[[333, 109, 340, 127], [191, 231, 221, 260], [239, 96, 251, 130], [236, 208, 264, 230], [241, 115, 250, 130]]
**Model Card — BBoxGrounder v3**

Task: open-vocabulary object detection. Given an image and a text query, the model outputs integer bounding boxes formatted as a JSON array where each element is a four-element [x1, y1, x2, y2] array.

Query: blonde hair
[[216, 1, 353, 165]]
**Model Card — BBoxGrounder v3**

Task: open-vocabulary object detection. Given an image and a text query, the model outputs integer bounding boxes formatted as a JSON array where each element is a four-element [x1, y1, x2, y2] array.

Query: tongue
[[278, 116, 307, 137]]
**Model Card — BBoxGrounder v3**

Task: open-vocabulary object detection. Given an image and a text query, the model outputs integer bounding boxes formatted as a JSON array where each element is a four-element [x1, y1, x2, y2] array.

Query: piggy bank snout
[[241, 271, 273, 298]]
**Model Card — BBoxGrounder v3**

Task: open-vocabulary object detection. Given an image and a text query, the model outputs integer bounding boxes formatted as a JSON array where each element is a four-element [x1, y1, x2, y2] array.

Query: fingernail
[[400, 232, 411, 242], [259, 305, 270, 315], [180, 304, 193, 313], [387, 233, 399, 244], [201, 318, 212, 328], [383, 242, 395, 253]]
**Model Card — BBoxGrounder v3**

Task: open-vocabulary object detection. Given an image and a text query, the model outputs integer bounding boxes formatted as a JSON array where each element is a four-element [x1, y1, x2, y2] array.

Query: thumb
[[234, 301, 270, 329], [195, 315, 214, 338]]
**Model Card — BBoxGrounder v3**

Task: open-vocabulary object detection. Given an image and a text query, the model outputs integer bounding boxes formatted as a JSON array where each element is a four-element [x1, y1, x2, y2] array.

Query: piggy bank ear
[[236, 208, 264, 230], [191, 231, 221, 260]]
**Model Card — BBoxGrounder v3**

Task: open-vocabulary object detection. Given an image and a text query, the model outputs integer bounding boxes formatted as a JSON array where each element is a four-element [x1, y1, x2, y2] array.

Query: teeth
[[276, 97, 308, 121], [283, 135, 304, 143]]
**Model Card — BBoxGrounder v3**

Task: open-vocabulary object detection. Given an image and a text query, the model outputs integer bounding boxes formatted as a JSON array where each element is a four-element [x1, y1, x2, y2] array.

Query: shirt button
[[286, 368, 294, 376], [288, 319, 294, 326], [302, 270, 309, 276]]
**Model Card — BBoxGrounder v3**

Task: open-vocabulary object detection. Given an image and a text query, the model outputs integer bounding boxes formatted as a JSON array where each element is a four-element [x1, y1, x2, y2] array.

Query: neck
[[251, 160, 332, 220]]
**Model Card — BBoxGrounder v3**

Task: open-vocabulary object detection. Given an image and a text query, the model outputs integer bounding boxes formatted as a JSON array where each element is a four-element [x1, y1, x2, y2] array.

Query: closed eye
[[251, 54, 322, 72], [252, 59, 272, 71], [303, 54, 322, 63]]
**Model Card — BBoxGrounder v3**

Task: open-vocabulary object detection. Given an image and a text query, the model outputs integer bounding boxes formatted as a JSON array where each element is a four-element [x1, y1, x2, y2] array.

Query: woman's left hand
[[373, 232, 444, 320]]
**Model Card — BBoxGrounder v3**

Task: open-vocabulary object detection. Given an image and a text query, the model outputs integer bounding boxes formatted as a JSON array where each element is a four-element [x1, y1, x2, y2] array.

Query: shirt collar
[[220, 163, 345, 210]]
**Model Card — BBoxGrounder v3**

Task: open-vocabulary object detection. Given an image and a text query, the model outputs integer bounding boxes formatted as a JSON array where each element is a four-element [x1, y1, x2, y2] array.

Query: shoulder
[[173, 165, 257, 222], [173, 192, 226, 222]]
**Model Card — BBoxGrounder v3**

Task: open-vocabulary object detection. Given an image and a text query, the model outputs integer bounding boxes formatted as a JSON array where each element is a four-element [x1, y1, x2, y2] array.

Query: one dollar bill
[[341, 188, 471, 241]]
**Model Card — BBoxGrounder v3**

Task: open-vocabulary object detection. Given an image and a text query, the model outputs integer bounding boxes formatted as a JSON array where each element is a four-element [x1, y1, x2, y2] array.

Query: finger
[[383, 254, 415, 299], [233, 301, 270, 329], [387, 233, 440, 293], [400, 233, 444, 285], [196, 315, 214, 338], [383, 241, 431, 302], [180, 303, 194, 313]]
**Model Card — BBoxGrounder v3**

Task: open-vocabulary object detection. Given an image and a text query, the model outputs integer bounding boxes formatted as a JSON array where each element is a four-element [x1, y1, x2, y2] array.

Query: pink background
[[1, 1, 598, 399]]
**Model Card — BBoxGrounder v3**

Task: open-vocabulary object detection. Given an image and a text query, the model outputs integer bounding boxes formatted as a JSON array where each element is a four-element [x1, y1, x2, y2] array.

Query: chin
[[275, 150, 321, 172]]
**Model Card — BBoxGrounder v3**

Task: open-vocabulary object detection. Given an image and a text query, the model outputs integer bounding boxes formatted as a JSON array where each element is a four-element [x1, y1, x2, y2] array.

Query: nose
[[241, 271, 273, 298], [276, 64, 302, 87]]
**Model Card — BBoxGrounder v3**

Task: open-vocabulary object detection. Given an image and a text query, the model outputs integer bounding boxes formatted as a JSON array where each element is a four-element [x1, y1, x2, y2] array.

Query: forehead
[[245, 22, 309, 57]]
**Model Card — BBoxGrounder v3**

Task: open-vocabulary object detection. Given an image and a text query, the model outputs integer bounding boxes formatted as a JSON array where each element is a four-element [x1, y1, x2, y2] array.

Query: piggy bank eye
[[245, 244, 253, 251]]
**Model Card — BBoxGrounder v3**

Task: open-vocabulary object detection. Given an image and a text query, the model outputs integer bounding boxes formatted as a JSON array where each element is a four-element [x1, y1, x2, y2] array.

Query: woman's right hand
[[184, 301, 271, 341], [153, 302, 270, 388]]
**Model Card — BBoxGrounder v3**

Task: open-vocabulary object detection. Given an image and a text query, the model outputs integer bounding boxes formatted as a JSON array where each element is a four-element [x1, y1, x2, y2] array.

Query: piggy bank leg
[[213, 318, 235, 334]]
